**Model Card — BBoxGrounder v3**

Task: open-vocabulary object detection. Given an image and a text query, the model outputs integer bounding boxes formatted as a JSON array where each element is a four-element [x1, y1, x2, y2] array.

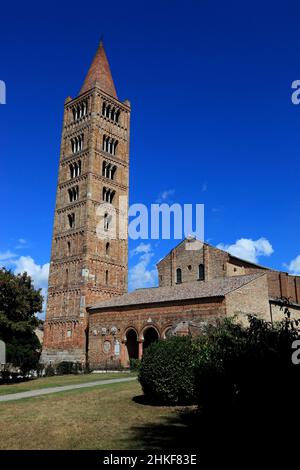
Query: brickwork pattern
[[42, 45, 131, 364]]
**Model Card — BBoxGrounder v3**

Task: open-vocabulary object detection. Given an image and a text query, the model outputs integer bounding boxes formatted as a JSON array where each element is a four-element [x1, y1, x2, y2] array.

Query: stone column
[[138, 340, 143, 360], [120, 341, 127, 367]]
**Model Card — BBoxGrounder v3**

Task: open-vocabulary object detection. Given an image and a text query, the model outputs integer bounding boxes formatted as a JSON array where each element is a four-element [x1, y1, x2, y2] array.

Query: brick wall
[[269, 302, 300, 323], [42, 78, 131, 364], [88, 298, 225, 368], [225, 274, 270, 324]]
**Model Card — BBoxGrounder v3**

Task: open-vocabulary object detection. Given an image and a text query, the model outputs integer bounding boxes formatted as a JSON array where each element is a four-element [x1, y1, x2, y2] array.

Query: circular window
[[187, 265, 192, 271], [103, 340, 111, 354]]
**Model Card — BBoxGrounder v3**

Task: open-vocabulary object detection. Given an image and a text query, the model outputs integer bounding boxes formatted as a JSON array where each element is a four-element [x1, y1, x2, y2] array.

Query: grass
[[0, 380, 193, 450], [0, 372, 136, 395]]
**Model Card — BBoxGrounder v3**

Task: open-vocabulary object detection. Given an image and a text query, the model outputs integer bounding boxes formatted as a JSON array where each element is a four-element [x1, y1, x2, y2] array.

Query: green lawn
[[0, 380, 196, 450], [0, 372, 136, 395]]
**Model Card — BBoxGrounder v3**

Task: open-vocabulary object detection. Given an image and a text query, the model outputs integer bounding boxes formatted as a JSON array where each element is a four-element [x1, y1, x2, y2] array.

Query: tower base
[[40, 348, 86, 365]]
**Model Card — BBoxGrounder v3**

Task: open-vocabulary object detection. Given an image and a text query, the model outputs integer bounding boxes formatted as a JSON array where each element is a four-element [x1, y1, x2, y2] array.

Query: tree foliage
[[0, 268, 43, 373]]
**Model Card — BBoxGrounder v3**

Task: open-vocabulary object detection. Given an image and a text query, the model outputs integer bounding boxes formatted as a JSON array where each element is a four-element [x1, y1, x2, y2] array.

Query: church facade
[[42, 43, 300, 367], [88, 237, 300, 368]]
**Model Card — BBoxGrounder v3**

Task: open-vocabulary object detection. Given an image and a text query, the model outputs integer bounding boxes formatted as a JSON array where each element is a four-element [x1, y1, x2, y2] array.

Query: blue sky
[[1, 0, 300, 308]]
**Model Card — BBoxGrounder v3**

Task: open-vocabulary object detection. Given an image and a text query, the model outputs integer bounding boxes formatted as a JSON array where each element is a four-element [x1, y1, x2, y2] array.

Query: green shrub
[[84, 362, 92, 374], [55, 361, 83, 375], [56, 361, 74, 375], [193, 318, 248, 413], [194, 313, 300, 415], [45, 364, 55, 376], [72, 362, 83, 374], [129, 358, 141, 371], [138, 307, 300, 414], [138, 336, 200, 405]]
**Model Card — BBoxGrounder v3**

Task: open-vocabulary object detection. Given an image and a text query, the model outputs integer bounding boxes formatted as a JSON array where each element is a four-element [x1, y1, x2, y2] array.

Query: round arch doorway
[[126, 329, 138, 361], [143, 327, 159, 350]]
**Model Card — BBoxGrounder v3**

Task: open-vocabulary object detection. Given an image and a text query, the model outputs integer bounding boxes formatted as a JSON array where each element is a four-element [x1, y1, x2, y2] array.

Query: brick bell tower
[[41, 41, 130, 364]]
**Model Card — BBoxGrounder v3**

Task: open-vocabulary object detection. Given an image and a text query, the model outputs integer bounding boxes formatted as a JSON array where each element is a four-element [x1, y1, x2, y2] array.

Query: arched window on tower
[[68, 213, 75, 229], [111, 165, 117, 180], [102, 135, 118, 155], [110, 190, 115, 203], [102, 161, 117, 180], [106, 242, 110, 255], [176, 268, 182, 284], [68, 186, 79, 203], [112, 140, 118, 155], [102, 161, 107, 177], [105, 270, 109, 285], [103, 187, 115, 203], [104, 213, 109, 231], [69, 161, 81, 179], [72, 101, 87, 122], [67, 241, 71, 256], [198, 264, 205, 281]]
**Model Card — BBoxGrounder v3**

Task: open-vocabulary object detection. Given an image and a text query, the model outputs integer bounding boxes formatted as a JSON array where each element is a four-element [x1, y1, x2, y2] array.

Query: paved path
[[0, 377, 137, 402]]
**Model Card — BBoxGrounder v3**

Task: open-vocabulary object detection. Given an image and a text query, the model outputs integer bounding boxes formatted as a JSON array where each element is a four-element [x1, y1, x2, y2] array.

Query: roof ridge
[[79, 41, 117, 97]]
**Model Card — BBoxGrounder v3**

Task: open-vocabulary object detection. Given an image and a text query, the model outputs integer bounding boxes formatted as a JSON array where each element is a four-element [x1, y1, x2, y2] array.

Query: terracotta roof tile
[[88, 273, 264, 311], [79, 41, 117, 97]]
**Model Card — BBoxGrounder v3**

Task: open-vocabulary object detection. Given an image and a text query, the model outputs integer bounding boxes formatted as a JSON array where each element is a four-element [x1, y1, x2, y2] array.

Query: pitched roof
[[79, 41, 117, 97], [156, 237, 270, 271], [88, 273, 264, 312]]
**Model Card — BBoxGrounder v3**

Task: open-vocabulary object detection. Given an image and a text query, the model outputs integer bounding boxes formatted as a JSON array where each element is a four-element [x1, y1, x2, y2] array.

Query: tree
[[0, 268, 43, 374]]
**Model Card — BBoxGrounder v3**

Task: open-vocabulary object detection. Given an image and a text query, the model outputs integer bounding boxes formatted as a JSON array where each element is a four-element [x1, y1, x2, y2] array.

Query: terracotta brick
[[41, 44, 130, 364]]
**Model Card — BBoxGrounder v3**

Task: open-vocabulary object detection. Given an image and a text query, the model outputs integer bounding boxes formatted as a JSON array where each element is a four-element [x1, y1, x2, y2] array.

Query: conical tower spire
[[79, 41, 117, 97]]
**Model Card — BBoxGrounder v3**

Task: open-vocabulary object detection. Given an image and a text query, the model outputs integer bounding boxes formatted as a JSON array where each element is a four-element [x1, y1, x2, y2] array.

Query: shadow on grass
[[126, 394, 299, 453], [125, 399, 202, 449]]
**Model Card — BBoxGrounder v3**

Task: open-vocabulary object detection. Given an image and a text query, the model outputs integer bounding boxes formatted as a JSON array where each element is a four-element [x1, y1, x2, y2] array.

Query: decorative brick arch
[[122, 327, 139, 366], [140, 325, 160, 352], [122, 326, 139, 342], [162, 325, 173, 339], [139, 323, 161, 341]]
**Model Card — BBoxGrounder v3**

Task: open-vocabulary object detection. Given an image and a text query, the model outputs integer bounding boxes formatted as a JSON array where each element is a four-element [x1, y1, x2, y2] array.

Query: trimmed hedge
[[138, 336, 200, 405], [56, 361, 83, 375], [138, 311, 300, 411]]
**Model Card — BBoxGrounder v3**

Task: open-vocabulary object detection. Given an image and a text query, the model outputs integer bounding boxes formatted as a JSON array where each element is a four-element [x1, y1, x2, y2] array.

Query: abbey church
[[41, 43, 300, 368]]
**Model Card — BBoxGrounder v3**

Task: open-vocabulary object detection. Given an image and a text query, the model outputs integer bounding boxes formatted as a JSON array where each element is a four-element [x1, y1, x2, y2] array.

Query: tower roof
[[79, 41, 117, 98]]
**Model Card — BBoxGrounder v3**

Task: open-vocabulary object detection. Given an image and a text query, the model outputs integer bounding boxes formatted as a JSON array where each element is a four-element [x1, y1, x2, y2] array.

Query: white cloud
[[130, 242, 152, 256], [202, 183, 208, 192], [12, 256, 49, 290], [15, 238, 28, 250], [286, 254, 300, 275], [0, 250, 17, 262], [217, 237, 274, 264], [129, 243, 157, 290], [156, 189, 175, 203]]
